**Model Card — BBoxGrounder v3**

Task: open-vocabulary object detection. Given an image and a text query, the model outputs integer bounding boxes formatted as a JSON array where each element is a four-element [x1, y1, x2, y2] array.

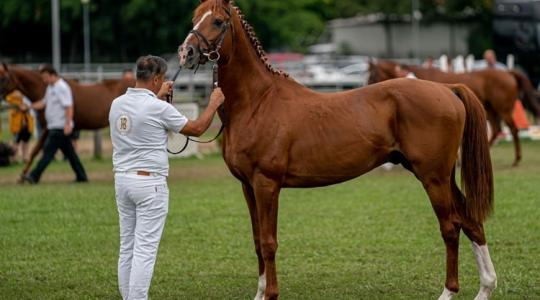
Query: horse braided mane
[[232, 5, 290, 78]]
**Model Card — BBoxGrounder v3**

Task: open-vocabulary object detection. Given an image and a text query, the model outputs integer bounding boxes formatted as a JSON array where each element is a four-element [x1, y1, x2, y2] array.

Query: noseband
[[188, 6, 233, 64]]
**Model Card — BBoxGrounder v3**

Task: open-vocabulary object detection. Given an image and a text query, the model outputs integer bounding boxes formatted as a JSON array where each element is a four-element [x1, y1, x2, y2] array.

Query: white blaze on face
[[179, 10, 213, 65]]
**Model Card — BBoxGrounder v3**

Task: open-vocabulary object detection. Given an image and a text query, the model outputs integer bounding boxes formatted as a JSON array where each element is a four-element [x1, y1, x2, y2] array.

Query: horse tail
[[450, 84, 494, 223], [509, 70, 540, 118]]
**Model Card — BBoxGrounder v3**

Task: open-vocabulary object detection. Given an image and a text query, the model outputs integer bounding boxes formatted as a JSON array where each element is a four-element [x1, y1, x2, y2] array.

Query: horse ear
[[1, 62, 7, 71], [199, 0, 207, 3]]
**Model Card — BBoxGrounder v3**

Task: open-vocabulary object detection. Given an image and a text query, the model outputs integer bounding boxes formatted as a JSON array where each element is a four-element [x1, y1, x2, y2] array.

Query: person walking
[[5, 90, 34, 163], [21, 64, 87, 184], [109, 55, 224, 300]]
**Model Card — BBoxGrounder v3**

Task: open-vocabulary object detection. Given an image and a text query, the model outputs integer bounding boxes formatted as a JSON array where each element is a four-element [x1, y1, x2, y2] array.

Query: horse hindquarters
[[396, 82, 495, 299], [425, 84, 496, 299]]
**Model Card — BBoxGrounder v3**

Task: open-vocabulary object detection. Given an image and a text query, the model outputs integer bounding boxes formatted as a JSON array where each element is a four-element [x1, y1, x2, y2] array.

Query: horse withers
[[178, 1, 497, 299]]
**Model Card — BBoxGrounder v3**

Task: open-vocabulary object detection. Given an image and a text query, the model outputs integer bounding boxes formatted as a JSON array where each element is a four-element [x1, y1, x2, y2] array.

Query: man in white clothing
[[22, 64, 87, 184], [109, 55, 224, 300]]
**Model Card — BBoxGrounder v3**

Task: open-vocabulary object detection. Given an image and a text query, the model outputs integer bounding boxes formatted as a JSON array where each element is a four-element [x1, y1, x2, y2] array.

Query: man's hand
[[208, 88, 225, 108], [64, 122, 73, 136], [157, 81, 174, 100], [179, 88, 225, 137]]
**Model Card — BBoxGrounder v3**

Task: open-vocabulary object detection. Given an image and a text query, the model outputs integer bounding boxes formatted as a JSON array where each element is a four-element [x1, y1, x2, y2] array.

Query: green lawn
[[1, 142, 539, 299]]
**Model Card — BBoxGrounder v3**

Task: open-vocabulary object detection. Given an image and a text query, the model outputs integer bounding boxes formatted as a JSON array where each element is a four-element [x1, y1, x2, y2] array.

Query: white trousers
[[114, 173, 169, 300]]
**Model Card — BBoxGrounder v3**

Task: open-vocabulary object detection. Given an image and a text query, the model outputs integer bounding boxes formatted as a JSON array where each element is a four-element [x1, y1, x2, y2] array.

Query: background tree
[[0, 0, 493, 63]]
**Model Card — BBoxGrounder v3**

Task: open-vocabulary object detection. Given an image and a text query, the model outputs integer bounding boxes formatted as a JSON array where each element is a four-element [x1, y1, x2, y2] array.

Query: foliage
[[0, 0, 493, 62]]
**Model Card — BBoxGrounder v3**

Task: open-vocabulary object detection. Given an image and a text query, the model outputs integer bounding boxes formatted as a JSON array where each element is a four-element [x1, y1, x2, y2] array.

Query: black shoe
[[75, 178, 88, 183], [19, 174, 36, 185]]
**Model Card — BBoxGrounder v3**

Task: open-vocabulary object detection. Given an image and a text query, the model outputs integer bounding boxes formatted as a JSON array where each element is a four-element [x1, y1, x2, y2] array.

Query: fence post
[[93, 65, 103, 159]]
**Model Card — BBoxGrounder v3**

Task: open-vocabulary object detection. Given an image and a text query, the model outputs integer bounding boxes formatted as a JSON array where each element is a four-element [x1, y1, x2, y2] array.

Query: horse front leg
[[20, 129, 48, 179], [252, 173, 281, 300], [242, 183, 265, 300]]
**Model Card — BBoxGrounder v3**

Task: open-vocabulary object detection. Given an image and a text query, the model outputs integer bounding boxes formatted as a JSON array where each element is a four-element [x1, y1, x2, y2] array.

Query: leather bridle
[[166, 7, 232, 154], [188, 6, 233, 66]]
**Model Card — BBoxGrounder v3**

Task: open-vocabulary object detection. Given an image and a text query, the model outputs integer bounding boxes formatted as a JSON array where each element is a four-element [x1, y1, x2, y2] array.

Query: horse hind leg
[[242, 183, 266, 300], [486, 109, 501, 146], [461, 217, 497, 299], [502, 114, 521, 166], [420, 175, 462, 300], [449, 178, 497, 300]]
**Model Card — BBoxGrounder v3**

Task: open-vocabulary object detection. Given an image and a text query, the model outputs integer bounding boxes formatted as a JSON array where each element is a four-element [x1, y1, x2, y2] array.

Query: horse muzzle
[[179, 44, 202, 69]]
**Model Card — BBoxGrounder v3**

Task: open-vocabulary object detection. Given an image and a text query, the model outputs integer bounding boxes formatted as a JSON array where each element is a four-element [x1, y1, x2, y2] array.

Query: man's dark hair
[[38, 64, 58, 75], [135, 55, 167, 82]]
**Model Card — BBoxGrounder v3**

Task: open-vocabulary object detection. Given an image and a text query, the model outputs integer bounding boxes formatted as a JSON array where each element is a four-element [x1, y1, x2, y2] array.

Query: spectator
[[423, 56, 434, 69], [122, 68, 135, 80], [5, 90, 34, 163], [484, 49, 497, 69]]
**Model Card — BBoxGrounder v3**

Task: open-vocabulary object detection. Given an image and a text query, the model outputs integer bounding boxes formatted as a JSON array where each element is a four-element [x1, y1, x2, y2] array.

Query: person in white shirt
[[109, 55, 224, 300], [22, 64, 87, 184]]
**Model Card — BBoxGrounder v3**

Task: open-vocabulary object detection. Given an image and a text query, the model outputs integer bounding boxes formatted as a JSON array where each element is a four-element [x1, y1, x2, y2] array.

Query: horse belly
[[283, 137, 388, 188]]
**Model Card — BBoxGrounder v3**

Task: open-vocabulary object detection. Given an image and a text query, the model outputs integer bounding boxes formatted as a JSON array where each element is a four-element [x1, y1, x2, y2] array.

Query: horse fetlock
[[253, 273, 266, 300], [480, 274, 497, 290], [437, 287, 456, 300], [445, 280, 459, 294], [265, 290, 279, 300], [473, 285, 494, 300]]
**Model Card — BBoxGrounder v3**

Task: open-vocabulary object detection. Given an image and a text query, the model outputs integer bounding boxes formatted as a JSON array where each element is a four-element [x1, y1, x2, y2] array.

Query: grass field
[[1, 142, 539, 299]]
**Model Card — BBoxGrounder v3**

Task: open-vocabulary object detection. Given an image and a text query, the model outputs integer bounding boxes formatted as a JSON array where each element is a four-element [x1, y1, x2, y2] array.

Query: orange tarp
[[513, 100, 529, 130]]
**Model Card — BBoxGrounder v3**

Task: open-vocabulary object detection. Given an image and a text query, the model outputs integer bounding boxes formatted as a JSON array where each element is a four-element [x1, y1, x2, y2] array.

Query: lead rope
[[167, 60, 225, 155]]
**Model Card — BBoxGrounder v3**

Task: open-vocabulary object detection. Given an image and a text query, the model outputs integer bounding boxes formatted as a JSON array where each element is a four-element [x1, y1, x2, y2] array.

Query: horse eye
[[214, 19, 224, 27]]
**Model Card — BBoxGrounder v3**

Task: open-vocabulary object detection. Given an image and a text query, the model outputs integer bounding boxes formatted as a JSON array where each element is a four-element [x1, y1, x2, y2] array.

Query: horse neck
[[407, 66, 454, 81], [218, 12, 278, 116], [12, 68, 47, 102]]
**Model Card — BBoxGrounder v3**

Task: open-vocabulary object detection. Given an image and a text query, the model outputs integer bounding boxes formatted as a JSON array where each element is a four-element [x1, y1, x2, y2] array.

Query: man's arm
[[180, 88, 225, 137], [64, 106, 74, 135], [31, 100, 45, 110]]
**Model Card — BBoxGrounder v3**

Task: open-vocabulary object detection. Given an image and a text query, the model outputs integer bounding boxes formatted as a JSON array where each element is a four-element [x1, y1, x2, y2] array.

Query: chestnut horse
[[0, 63, 134, 174], [368, 60, 540, 166], [179, 1, 496, 299]]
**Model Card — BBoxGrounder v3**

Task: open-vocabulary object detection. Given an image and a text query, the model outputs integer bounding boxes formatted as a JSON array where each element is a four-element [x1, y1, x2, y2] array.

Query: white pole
[[507, 54, 515, 70], [412, 0, 421, 60], [82, 0, 91, 81], [52, 0, 61, 71]]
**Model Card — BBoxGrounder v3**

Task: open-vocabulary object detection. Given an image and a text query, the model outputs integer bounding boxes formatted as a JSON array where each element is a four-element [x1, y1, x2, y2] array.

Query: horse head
[[367, 60, 402, 84], [178, 0, 234, 69], [0, 62, 18, 97]]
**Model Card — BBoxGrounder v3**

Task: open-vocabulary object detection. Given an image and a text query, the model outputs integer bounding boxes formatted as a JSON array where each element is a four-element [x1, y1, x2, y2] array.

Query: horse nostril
[[187, 47, 194, 57]]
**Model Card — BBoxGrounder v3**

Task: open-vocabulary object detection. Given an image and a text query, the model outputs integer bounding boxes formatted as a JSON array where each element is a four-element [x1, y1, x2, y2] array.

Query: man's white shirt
[[109, 88, 188, 177], [44, 78, 73, 129]]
